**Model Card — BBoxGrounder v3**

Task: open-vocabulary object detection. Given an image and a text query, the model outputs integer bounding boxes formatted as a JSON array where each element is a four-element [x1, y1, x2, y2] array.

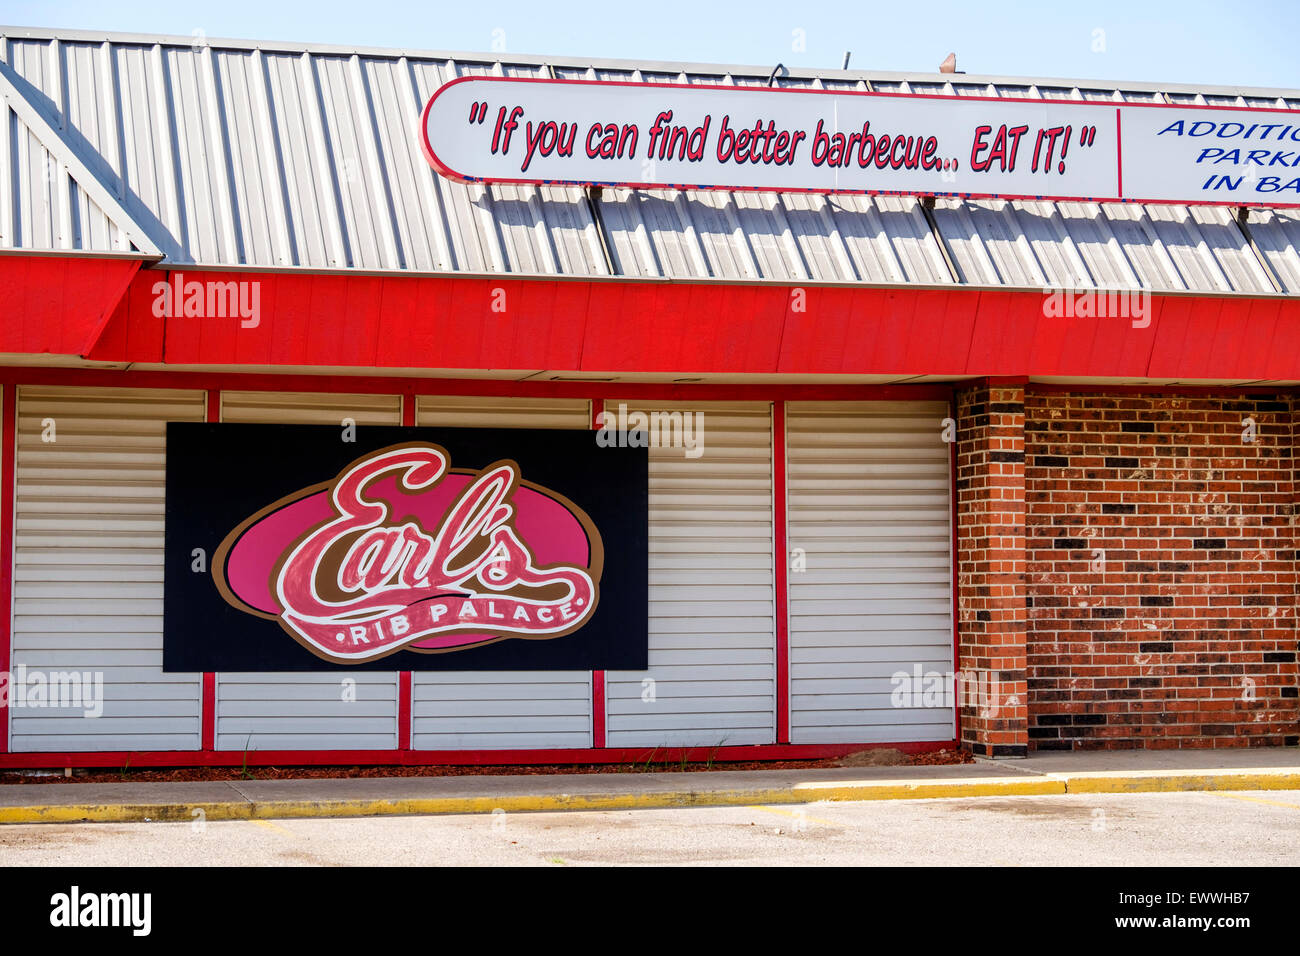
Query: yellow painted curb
[[0, 771, 1295, 824], [1059, 772, 1300, 794], [243, 778, 1067, 819], [0, 802, 251, 825], [790, 778, 1066, 802], [0, 778, 1064, 824]]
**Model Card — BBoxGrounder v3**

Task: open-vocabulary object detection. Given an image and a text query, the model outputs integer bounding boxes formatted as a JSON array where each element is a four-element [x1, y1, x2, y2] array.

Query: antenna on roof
[[842, 51, 852, 70]]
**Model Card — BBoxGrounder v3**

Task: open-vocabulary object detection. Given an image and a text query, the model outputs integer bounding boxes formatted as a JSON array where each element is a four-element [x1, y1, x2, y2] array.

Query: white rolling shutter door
[[411, 396, 593, 749], [786, 401, 954, 744], [605, 402, 775, 748], [215, 391, 402, 751], [11, 386, 205, 752]]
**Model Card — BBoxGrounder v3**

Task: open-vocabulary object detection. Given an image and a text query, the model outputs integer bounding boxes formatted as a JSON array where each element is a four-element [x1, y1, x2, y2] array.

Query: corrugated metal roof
[[2, 25, 1298, 294]]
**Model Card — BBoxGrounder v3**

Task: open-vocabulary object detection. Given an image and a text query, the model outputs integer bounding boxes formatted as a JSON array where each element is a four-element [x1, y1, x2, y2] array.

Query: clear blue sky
[[3, 0, 1297, 88]]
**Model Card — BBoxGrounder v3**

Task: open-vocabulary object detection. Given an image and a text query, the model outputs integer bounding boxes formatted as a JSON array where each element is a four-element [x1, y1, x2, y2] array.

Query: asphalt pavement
[[2, 789, 1297, 866], [3, 747, 1299, 824]]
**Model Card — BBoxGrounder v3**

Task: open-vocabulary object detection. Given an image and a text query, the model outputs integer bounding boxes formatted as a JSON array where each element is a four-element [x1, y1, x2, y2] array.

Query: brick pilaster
[[955, 384, 1029, 756]]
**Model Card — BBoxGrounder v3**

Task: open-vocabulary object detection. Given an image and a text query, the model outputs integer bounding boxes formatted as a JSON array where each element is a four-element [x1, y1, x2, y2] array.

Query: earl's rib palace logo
[[213, 444, 604, 664]]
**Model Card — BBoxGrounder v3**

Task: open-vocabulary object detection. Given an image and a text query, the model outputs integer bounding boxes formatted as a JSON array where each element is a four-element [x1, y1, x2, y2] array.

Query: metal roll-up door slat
[[10, 386, 205, 753], [604, 401, 776, 748], [214, 391, 402, 752], [787, 401, 955, 745], [410, 395, 595, 751]]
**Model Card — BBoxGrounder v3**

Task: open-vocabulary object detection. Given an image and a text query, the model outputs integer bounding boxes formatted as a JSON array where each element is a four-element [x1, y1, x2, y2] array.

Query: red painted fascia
[[5, 255, 1300, 382], [0, 255, 143, 357], [50, 262, 1300, 382]]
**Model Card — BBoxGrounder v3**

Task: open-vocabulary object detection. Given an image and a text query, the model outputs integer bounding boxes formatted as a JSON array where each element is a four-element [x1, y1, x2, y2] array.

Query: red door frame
[[0, 367, 962, 768], [7, 364, 1294, 767], [773, 401, 791, 745], [589, 398, 607, 750], [0, 388, 15, 755], [398, 392, 416, 752], [201, 390, 220, 751]]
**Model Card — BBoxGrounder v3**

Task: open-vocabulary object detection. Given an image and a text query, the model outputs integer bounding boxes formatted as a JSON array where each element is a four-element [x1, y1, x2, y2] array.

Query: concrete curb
[[3, 768, 1299, 824], [1054, 770, 1300, 794]]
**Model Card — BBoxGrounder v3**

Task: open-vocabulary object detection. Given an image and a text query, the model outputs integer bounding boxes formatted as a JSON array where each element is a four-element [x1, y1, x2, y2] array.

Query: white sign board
[[421, 77, 1300, 208]]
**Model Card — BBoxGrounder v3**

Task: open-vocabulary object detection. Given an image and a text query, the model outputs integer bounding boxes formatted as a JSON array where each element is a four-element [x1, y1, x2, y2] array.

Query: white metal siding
[[786, 402, 954, 744], [605, 402, 775, 748], [410, 395, 593, 749], [215, 391, 402, 751], [11, 386, 205, 752], [6, 29, 1295, 294]]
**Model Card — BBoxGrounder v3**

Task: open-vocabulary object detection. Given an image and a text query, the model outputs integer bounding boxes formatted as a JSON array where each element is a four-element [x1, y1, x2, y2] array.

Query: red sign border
[[419, 75, 1300, 209]]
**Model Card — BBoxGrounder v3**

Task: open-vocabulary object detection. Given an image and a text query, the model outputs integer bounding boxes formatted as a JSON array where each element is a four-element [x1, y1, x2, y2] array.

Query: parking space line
[[747, 805, 842, 827], [1213, 793, 1300, 811], [251, 819, 297, 836]]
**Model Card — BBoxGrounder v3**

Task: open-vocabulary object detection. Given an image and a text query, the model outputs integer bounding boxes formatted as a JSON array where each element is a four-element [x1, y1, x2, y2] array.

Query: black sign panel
[[163, 423, 647, 672]]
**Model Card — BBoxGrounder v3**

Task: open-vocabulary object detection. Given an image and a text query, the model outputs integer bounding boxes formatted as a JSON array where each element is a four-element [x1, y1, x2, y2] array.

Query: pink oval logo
[[214, 443, 604, 664]]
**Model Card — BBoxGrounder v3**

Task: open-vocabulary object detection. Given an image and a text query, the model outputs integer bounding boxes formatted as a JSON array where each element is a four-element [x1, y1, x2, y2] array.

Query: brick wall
[[1024, 391, 1300, 750], [955, 384, 1029, 757]]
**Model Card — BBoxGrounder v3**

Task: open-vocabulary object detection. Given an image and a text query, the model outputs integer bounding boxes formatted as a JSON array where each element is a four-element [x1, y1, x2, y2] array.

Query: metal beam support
[[0, 62, 163, 257]]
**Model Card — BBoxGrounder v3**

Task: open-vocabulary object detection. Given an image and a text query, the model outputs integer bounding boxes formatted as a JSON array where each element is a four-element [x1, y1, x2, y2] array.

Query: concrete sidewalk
[[1, 747, 1298, 824]]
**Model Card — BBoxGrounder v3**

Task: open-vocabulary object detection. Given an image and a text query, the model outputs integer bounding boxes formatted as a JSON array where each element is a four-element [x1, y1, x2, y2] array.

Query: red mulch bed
[[0, 749, 973, 784], [909, 748, 977, 766]]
